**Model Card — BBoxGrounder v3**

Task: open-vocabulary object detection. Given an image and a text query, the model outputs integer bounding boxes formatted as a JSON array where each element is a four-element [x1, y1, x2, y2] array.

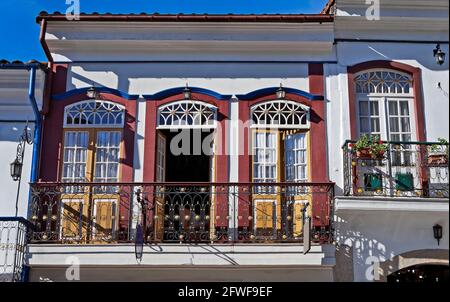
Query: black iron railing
[[28, 182, 334, 245], [0, 217, 30, 282], [343, 140, 449, 198]]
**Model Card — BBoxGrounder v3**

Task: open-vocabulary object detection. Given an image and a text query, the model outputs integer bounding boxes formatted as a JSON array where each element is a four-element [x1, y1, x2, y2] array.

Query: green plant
[[429, 138, 449, 157], [351, 134, 387, 157]]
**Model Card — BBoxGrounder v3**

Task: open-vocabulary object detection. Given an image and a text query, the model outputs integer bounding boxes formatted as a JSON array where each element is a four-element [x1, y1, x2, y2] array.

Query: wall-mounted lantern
[[183, 84, 192, 100], [276, 83, 286, 99], [86, 85, 100, 99], [433, 44, 446, 66], [10, 158, 23, 182], [433, 224, 443, 245]]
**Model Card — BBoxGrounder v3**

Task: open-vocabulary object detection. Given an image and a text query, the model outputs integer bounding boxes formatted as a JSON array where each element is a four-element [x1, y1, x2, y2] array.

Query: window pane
[[401, 117, 411, 133], [400, 101, 410, 116], [360, 118, 370, 133], [389, 117, 399, 132], [94, 131, 121, 182], [371, 118, 380, 133], [370, 101, 379, 116], [389, 101, 398, 115], [359, 102, 369, 116]]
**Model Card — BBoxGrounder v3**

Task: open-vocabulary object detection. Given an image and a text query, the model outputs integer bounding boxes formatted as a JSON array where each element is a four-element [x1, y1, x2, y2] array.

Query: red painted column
[[39, 64, 68, 182], [117, 96, 136, 241], [215, 100, 230, 229], [237, 101, 251, 229], [308, 63, 330, 228]]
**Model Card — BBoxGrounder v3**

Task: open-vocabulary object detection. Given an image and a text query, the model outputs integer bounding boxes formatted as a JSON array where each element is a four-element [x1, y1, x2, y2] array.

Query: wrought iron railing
[[28, 182, 334, 244], [0, 217, 30, 282], [343, 140, 449, 198]]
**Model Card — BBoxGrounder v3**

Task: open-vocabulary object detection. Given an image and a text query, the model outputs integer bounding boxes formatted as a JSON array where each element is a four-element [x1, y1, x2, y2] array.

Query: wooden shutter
[[61, 201, 83, 240], [255, 200, 274, 230], [94, 201, 115, 240]]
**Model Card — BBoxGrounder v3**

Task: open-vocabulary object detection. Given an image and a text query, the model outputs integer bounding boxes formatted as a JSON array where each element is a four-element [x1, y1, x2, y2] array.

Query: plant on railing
[[428, 138, 449, 165], [351, 135, 387, 159]]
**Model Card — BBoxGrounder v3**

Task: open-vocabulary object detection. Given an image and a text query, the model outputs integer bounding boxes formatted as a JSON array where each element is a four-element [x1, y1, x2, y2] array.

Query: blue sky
[[0, 0, 328, 62]]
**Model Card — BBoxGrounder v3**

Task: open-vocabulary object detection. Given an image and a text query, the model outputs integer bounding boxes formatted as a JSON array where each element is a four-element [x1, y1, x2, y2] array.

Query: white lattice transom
[[157, 101, 217, 128], [64, 100, 125, 128], [251, 100, 310, 128], [355, 70, 413, 95]]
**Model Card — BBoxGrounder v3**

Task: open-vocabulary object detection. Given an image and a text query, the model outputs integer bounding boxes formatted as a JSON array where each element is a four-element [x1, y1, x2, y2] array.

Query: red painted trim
[[347, 60, 426, 141], [143, 93, 230, 228], [308, 63, 328, 183], [39, 64, 68, 182], [308, 63, 329, 228], [39, 81, 137, 240]]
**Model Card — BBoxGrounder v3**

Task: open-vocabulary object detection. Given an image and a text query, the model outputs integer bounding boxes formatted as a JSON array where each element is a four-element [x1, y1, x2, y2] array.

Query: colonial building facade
[[1, 0, 448, 282]]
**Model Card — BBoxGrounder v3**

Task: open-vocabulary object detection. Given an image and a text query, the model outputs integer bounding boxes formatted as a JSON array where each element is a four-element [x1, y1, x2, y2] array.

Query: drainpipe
[[27, 66, 42, 184]]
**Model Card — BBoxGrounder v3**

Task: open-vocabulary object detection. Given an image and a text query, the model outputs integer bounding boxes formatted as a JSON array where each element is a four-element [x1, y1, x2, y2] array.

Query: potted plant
[[428, 138, 449, 165], [351, 134, 387, 160]]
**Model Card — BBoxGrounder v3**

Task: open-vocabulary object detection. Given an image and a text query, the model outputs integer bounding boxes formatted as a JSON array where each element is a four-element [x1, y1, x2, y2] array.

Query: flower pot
[[355, 148, 385, 160], [428, 153, 449, 165], [355, 148, 372, 159]]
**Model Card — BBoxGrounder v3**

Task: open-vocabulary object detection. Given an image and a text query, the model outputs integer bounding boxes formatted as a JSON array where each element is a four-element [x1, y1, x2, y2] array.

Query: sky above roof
[[0, 0, 328, 62]]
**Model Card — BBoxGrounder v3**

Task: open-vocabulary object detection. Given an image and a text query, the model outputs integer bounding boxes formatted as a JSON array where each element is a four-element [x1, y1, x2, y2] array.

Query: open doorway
[[155, 129, 215, 242], [162, 129, 213, 182]]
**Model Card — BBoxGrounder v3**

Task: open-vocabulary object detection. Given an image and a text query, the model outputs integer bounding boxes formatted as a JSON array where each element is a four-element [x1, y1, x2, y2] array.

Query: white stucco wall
[[324, 42, 450, 194], [0, 122, 34, 217], [0, 68, 45, 218], [335, 197, 449, 282]]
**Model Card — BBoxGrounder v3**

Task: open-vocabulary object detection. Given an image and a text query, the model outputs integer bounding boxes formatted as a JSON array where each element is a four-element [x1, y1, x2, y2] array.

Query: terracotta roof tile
[[36, 12, 334, 23]]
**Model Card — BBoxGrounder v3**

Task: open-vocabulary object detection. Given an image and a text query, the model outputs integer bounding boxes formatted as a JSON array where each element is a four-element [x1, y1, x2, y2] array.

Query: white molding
[[335, 196, 449, 212], [27, 243, 336, 267]]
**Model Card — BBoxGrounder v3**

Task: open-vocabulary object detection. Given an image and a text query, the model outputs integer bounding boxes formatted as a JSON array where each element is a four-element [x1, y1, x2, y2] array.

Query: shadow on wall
[[334, 213, 449, 282], [68, 63, 311, 94]]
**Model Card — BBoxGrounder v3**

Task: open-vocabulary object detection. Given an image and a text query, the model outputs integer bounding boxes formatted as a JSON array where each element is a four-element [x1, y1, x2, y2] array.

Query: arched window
[[249, 100, 310, 183], [60, 100, 125, 241], [251, 100, 310, 129], [157, 100, 217, 129], [64, 100, 125, 128], [354, 69, 415, 141], [249, 99, 310, 236]]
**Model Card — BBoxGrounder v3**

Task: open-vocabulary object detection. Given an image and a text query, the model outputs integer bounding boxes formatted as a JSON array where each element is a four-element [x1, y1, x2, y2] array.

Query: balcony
[[28, 182, 334, 245], [342, 140, 449, 198]]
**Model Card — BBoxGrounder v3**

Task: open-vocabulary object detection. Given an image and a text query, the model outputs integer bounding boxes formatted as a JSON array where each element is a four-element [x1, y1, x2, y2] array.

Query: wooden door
[[154, 131, 166, 241]]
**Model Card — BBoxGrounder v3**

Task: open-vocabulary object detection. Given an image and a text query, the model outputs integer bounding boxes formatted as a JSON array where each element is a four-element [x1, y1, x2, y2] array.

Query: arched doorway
[[387, 264, 449, 282]]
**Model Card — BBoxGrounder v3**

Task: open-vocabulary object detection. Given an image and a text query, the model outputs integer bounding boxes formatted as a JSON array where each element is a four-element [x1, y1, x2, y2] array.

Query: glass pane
[[400, 101, 410, 116], [370, 101, 379, 116], [360, 118, 370, 133], [388, 101, 398, 116], [359, 102, 369, 116], [371, 118, 380, 132], [389, 117, 399, 132], [401, 117, 411, 133]]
